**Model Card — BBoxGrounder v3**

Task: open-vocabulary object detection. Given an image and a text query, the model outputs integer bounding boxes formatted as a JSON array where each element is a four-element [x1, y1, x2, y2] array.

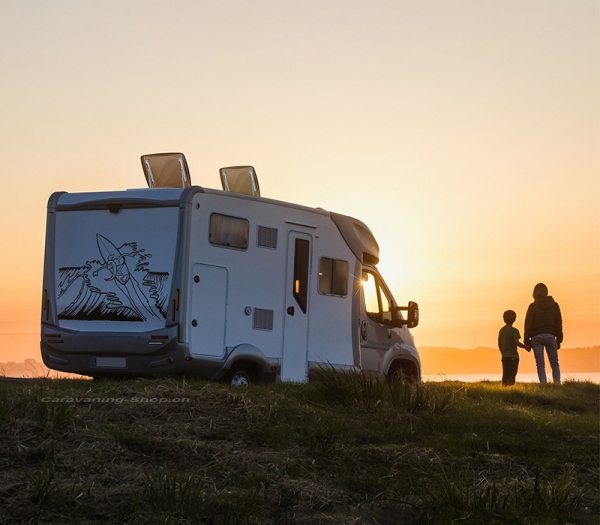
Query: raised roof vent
[[141, 153, 191, 188], [220, 166, 260, 197]]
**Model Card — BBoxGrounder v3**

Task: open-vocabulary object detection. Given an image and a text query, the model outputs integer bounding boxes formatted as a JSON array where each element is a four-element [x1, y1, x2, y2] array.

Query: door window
[[293, 239, 310, 313], [380, 287, 392, 324]]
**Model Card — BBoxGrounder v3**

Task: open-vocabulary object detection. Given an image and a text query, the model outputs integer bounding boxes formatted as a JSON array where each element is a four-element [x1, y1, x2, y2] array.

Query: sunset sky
[[0, 0, 598, 363]]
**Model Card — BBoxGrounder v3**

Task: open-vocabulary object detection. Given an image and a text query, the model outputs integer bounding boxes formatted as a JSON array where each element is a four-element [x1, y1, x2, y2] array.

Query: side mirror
[[393, 301, 419, 329]]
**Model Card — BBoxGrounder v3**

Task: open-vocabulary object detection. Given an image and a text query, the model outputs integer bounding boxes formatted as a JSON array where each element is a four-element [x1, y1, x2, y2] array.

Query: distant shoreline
[[419, 345, 600, 375], [425, 372, 600, 384], [1, 346, 598, 379]]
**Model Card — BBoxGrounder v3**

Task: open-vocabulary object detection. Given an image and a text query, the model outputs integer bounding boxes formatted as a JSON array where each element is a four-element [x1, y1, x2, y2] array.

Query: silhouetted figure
[[498, 310, 529, 386], [524, 283, 563, 384]]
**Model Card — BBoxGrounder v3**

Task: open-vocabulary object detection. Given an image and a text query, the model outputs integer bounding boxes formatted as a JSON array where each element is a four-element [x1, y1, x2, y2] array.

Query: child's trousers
[[501, 357, 519, 386]]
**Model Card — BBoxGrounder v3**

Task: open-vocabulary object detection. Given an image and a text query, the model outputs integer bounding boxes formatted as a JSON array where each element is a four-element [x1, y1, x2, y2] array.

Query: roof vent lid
[[220, 166, 260, 196], [141, 153, 191, 188]]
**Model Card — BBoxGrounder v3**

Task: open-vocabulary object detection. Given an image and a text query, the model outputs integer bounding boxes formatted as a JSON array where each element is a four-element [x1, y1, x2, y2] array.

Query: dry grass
[[0, 374, 598, 524]]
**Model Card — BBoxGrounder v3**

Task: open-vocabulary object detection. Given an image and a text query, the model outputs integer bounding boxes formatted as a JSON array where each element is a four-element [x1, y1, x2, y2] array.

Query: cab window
[[362, 271, 393, 325]]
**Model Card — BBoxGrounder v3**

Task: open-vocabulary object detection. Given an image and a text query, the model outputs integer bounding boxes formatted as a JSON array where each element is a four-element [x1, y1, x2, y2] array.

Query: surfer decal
[[57, 234, 170, 322]]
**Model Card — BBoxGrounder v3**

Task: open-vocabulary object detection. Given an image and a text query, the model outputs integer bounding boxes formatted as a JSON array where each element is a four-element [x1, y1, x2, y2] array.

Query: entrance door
[[189, 263, 228, 357], [281, 232, 312, 382]]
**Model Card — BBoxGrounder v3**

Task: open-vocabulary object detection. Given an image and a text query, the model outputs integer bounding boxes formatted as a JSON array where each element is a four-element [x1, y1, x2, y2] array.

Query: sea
[[424, 372, 600, 384]]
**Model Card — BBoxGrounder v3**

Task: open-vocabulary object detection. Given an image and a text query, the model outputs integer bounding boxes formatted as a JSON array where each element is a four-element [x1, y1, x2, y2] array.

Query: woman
[[524, 283, 563, 384]]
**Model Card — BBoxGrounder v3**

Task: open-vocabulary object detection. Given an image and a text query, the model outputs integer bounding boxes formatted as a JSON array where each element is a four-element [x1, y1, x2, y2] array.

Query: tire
[[387, 362, 418, 383], [228, 365, 255, 387]]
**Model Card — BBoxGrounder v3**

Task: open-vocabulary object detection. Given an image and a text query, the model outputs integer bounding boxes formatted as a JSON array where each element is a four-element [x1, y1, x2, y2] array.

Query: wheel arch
[[386, 358, 420, 382], [218, 344, 276, 383], [382, 343, 422, 383]]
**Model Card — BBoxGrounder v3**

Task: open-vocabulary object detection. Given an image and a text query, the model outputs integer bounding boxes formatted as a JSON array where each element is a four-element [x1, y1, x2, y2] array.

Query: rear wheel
[[228, 365, 256, 387]]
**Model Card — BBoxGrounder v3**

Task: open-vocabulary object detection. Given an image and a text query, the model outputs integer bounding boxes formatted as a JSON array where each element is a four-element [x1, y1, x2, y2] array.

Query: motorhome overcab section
[[41, 155, 421, 384]]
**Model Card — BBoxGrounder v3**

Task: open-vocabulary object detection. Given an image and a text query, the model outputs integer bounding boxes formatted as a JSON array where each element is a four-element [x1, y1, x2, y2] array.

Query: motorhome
[[41, 153, 421, 384]]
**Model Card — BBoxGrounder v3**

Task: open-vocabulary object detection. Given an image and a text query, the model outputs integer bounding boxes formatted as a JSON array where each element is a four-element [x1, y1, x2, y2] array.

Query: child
[[498, 310, 530, 386]]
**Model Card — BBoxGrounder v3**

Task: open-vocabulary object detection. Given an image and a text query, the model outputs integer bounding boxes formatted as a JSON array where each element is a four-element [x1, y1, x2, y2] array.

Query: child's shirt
[[498, 325, 521, 359]]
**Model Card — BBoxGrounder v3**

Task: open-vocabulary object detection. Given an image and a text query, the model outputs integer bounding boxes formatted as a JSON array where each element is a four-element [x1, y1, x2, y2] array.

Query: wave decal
[[57, 235, 170, 322]]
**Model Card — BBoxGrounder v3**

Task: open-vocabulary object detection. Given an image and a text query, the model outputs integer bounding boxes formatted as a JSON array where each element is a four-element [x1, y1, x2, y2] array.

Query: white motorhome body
[[41, 175, 420, 382]]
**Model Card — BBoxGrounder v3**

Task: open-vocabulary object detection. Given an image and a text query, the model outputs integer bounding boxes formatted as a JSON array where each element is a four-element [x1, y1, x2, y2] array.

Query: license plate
[[93, 357, 127, 368]]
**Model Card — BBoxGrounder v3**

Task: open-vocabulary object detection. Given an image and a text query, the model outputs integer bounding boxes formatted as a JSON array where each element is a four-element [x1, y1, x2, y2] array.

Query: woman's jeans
[[531, 334, 560, 384]]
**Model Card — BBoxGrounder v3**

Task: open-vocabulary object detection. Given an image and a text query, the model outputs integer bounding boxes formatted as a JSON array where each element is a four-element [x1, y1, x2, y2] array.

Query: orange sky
[[0, 0, 598, 362]]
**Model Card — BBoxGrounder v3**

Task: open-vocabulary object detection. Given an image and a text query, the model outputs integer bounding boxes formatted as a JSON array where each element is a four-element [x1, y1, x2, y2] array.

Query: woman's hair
[[533, 283, 548, 300]]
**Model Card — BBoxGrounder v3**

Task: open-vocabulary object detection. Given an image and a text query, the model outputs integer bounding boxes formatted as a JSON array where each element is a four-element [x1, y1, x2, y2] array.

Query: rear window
[[209, 214, 249, 249]]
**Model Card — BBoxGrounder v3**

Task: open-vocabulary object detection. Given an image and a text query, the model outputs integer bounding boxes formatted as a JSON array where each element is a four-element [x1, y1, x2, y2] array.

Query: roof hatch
[[141, 153, 191, 188], [220, 166, 260, 196]]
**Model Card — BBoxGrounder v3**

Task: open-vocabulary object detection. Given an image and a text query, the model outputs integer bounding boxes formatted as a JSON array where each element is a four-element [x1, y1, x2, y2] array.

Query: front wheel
[[387, 362, 418, 383]]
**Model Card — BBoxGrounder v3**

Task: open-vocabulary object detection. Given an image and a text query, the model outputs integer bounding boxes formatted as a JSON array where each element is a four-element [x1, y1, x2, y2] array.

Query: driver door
[[359, 269, 402, 373]]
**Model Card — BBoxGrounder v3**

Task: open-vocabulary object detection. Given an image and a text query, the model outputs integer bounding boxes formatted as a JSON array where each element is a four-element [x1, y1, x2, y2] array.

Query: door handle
[[287, 306, 295, 316], [361, 320, 368, 340]]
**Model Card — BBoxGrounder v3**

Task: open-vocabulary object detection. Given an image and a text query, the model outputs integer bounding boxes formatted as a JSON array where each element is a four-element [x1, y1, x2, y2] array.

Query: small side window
[[209, 214, 249, 249], [318, 258, 348, 297]]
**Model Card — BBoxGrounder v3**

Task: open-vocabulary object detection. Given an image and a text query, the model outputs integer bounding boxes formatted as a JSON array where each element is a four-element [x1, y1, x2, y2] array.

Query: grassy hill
[[0, 373, 598, 524]]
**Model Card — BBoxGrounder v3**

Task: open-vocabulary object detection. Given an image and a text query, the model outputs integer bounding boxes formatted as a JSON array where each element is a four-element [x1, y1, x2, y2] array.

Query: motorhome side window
[[209, 214, 249, 249], [362, 271, 393, 324], [318, 258, 348, 296]]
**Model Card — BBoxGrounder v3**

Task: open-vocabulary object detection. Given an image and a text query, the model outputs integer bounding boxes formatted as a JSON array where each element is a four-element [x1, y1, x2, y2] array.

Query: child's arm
[[515, 332, 531, 351]]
